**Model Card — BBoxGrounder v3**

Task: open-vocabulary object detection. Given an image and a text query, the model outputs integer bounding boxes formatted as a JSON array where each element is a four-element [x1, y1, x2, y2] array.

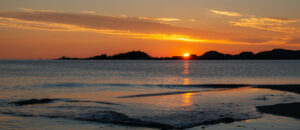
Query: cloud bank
[[286, 37, 300, 44], [209, 9, 298, 34], [0, 9, 243, 44], [230, 17, 297, 33], [0, 8, 296, 45]]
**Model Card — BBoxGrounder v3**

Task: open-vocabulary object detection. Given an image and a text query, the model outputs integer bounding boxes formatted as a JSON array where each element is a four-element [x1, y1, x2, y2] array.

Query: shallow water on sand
[[0, 60, 300, 129], [188, 114, 300, 130]]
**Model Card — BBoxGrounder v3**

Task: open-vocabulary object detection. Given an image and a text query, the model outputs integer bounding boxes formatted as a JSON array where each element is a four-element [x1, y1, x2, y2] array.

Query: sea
[[0, 60, 300, 129]]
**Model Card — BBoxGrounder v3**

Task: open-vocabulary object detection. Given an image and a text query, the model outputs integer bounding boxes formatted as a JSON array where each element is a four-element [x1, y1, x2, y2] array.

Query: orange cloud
[[0, 9, 235, 41], [209, 9, 298, 34], [0, 10, 199, 34], [138, 17, 181, 22], [209, 9, 242, 17], [0, 17, 244, 44], [0, 16, 205, 42], [0, 9, 284, 45], [230, 17, 297, 33], [18, 8, 58, 13], [286, 37, 300, 44], [81, 11, 97, 14]]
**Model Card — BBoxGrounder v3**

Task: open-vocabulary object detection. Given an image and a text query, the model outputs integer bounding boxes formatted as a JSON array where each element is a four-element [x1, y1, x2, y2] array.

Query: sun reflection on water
[[181, 61, 194, 108], [182, 61, 190, 85], [183, 61, 190, 85], [184, 78, 190, 85], [183, 61, 189, 75], [182, 93, 194, 107]]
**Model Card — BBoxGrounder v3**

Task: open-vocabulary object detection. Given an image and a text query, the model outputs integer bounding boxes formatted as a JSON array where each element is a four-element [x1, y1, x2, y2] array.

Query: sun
[[183, 53, 190, 58]]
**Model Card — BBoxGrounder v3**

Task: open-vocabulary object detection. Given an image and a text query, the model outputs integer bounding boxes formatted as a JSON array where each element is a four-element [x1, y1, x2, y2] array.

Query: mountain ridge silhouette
[[58, 49, 300, 60]]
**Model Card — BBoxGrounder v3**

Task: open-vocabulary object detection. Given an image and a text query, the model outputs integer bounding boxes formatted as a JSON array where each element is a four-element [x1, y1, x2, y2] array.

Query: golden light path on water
[[183, 61, 190, 75], [182, 61, 193, 107], [182, 93, 194, 107]]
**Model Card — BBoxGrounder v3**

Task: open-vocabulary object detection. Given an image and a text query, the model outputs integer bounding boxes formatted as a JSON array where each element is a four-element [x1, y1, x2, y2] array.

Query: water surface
[[0, 60, 299, 129]]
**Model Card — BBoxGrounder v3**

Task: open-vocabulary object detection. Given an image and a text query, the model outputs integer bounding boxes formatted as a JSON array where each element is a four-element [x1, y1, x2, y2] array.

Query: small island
[[58, 48, 300, 60]]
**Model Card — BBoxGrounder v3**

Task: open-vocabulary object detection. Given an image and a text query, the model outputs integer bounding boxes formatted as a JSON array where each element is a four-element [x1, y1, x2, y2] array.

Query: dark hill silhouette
[[235, 52, 255, 59], [255, 49, 300, 59], [86, 54, 108, 60], [110, 51, 152, 60], [58, 56, 79, 60], [57, 48, 300, 60], [198, 51, 232, 60], [197, 49, 300, 60]]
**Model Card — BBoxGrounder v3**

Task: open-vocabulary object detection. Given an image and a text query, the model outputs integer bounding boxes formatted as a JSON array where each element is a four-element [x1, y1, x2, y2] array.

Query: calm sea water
[[1, 60, 300, 86], [0, 60, 300, 129]]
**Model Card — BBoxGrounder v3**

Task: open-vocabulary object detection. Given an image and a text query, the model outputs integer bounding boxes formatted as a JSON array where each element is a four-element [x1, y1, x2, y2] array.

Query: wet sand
[[253, 85, 300, 119], [254, 85, 300, 94], [257, 102, 300, 119], [188, 114, 300, 130], [1, 84, 300, 129]]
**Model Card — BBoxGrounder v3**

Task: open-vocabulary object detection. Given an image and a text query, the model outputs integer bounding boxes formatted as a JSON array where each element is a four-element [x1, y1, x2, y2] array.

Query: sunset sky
[[0, 0, 300, 59]]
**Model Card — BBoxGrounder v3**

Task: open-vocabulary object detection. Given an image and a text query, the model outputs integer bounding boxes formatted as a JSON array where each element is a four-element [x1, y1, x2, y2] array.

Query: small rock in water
[[220, 117, 235, 123]]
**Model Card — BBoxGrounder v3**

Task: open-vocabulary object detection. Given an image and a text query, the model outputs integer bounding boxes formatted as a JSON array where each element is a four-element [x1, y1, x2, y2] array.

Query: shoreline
[[257, 102, 300, 120], [1, 84, 299, 129]]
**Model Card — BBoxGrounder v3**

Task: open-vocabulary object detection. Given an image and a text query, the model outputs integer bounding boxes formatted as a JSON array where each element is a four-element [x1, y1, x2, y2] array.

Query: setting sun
[[183, 53, 190, 57]]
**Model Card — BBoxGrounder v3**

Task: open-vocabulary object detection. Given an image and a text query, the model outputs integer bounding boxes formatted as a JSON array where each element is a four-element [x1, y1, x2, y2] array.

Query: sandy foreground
[[0, 84, 299, 129]]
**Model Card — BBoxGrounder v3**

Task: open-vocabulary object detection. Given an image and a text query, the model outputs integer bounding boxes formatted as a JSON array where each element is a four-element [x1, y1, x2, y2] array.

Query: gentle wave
[[7, 82, 252, 89], [0, 109, 249, 129], [10, 98, 122, 106]]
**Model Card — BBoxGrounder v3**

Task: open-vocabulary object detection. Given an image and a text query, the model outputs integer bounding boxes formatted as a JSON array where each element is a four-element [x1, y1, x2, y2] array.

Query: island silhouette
[[58, 48, 300, 60]]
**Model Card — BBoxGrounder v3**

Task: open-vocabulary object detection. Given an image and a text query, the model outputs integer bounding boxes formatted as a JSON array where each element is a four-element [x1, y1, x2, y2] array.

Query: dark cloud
[[286, 37, 300, 44], [232, 38, 271, 43]]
